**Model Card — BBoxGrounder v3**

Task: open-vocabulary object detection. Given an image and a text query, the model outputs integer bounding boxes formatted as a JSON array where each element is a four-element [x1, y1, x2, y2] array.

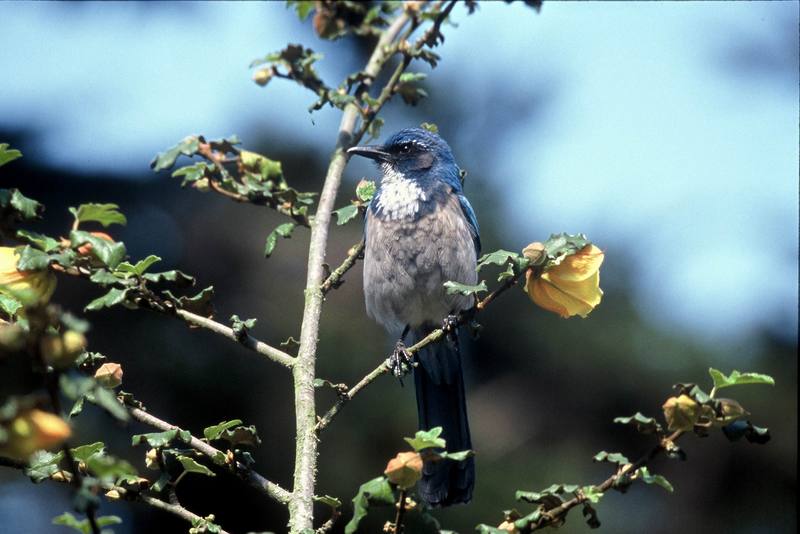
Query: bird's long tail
[[412, 326, 475, 506]]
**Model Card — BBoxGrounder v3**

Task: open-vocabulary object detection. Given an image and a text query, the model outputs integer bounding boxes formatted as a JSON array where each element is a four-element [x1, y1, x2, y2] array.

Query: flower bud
[[252, 68, 273, 87], [145, 448, 159, 470], [384, 451, 423, 489], [662, 394, 700, 431], [0, 409, 71, 460], [94, 362, 123, 388]]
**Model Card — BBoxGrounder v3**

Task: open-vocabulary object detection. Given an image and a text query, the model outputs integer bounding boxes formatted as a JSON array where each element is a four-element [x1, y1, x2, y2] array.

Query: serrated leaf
[[477, 250, 522, 271], [85, 287, 130, 311], [15, 245, 51, 270], [150, 136, 201, 171], [264, 222, 297, 257], [16, 229, 60, 252], [613, 412, 663, 434], [404, 427, 446, 451], [25, 450, 64, 483], [516, 484, 579, 503], [439, 449, 473, 462], [172, 162, 212, 185], [142, 270, 195, 286], [203, 419, 243, 441], [85, 453, 137, 484], [582, 485, 604, 504], [344, 476, 395, 534], [71, 442, 105, 463], [177, 455, 215, 477], [0, 293, 22, 316], [634, 466, 673, 492], [0, 143, 22, 167], [132, 429, 191, 448], [708, 368, 775, 390], [68, 203, 127, 228], [88, 269, 122, 287], [220, 425, 260, 447], [593, 451, 630, 466], [70, 230, 127, 269], [443, 280, 487, 296], [355, 180, 376, 203], [114, 255, 161, 277], [334, 204, 359, 226]]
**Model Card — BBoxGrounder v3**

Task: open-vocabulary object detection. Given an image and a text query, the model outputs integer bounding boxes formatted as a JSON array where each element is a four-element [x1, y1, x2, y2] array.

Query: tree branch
[[320, 239, 364, 294], [315, 272, 525, 433], [288, 11, 413, 533], [175, 309, 295, 368], [127, 406, 291, 506]]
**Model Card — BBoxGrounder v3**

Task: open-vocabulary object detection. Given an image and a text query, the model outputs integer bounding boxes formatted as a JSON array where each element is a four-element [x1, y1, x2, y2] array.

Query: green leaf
[[71, 442, 105, 463], [172, 162, 212, 185], [203, 419, 243, 441], [634, 466, 674, 492], [16, 229, 60, 252], [219, 425, 260, 447], [131, 429, 192, 448], [443, 280, 487, 296], [264, 222, 298, 257], [85, 287, 130, 311], [334, 204, 359, 226], [420, 122, 439, 134], [0, 143, 22, 167], [177, 455, 215, 477], [150, 136, 201, 171], [70, 230, 127, 269], [477, 250, 522, 270], [399, 72, 427, 83], [163, 286, 214, 317], [25, 450, 64, 483], [88, 269, 122, 287], [404, 426, 446, 451], [142, 270, 195, 286], [91, 386, 130, 421], [613, 412, 663, 434], [439, 449, 474, 462], [542, 233, 592, 263], [592, 451, 630, 466], [287, 0, 315, 20], [15, 245, 51, 270], [516, 484, 579, 503], [582, 485, 604, 504], [0, 293, 22, 317], [114, 255, 161, 277], [0, 189, 42, 221], [366, 117, 384, 142], [344, 476, 395, 534], [708, 368, 775, 390], [85, 453, 137, 484], [68, 203, 127, 228], [356, 180, 376, 203]]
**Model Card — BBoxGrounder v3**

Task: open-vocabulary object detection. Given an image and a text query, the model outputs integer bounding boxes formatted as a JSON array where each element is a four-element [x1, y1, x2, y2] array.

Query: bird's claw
[[442, 314, 459, 333], [387, 341, 415, 382]]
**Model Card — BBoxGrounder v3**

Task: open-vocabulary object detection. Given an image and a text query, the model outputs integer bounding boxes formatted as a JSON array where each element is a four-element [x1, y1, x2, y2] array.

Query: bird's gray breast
[[363, 187, 478, 334]]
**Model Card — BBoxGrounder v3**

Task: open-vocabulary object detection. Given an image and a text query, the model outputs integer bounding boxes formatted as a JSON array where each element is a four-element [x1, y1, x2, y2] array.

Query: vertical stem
[[288, 13, 411, 533]]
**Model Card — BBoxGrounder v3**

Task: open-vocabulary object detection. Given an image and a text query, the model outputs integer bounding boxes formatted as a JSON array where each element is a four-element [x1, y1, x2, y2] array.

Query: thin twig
[[393, 489, 408, 534], [175, 309, 295, 368], [127, 406, 292, 505], [315, 271, 527, 433], [529, 430, 685, 531], [320, 240, 365, 294]]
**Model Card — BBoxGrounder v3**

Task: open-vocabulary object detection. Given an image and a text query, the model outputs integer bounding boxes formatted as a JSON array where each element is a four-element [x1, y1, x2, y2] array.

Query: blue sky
[[1, 1, 797, 347]]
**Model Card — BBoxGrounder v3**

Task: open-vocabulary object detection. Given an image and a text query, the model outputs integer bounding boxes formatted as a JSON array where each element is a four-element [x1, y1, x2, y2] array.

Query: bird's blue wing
[[457, 194, 481, 257]]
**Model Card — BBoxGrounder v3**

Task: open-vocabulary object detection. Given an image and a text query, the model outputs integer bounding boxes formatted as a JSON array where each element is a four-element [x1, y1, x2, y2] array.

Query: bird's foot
[[442, 313, 460, 334], [387, 341, 416, 382]]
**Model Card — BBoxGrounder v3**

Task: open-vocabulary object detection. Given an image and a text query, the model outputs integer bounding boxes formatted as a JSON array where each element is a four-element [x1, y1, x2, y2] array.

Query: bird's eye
[[399, 143, 411, 153]]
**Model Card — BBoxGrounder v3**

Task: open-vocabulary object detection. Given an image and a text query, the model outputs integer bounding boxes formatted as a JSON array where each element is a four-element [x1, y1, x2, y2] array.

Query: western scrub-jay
[[348, 128, 479, 506]]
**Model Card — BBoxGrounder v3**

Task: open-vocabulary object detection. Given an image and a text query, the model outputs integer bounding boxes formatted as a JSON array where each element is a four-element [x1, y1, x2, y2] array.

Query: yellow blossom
[[526, 244, 604, 318], [384, 451, 423, 489], [0, 246, 56, 307], [0, 409, 71, 460]]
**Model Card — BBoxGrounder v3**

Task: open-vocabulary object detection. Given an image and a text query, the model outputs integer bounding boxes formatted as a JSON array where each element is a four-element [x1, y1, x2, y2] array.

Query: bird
[[348, 127, 480, 507]]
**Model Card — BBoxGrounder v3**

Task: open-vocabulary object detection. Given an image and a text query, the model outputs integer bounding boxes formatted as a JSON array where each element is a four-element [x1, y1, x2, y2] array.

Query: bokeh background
[[0, 2, 797, 533]]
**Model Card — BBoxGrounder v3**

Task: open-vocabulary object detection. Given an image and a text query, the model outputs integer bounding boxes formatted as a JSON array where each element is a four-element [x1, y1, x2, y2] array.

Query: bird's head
[[348, 128, 460, 190]]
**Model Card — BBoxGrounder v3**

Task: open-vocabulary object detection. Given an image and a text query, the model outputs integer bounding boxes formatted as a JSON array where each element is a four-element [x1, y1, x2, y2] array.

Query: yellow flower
[[0, 246, 56, 307], [526, 244, 604, 318], [384, 451, 423, 489], [0, 409, 71, 460]]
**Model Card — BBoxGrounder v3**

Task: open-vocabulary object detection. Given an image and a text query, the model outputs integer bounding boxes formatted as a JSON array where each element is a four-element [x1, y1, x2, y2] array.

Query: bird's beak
[[347, 145, 391, 163]]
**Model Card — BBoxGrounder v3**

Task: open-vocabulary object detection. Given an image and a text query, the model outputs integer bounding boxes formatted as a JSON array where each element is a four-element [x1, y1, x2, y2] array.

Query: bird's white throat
[[375, 165, 428, 220]]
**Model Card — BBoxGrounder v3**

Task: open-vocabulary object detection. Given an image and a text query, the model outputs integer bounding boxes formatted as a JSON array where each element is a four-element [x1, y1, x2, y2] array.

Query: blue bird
[[348, 128, 480, 506]]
